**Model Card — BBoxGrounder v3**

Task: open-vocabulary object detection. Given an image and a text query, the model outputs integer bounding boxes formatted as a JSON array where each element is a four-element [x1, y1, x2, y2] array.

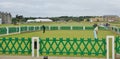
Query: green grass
[[0, 30, 117, 57], [0, 22, 97, 27], [0, 22, 119, 57], [0, 30, 117, 39]]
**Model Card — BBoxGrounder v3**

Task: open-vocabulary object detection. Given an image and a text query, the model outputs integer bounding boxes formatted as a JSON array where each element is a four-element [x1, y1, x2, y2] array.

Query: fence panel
[[115, 36, 120, 54], [39, 38, 106, 56], [72, 26, 83, 30], [50, 26, 58, 30], [0, 27, 7, 35], [85, 26, 94, 30], [60, 26, 71, 30], [99, 27, 106, 30], [9, 27, 19, 33], [21, 26, 27, 32], [0, 38, 31, 55], [35, 26, 39, 31], [29, 26, 34, 31]]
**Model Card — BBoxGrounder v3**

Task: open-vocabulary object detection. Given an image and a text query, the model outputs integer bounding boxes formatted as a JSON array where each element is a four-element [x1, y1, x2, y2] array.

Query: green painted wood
[[0, 38, 31, 55], [39, 38, 106, 56], [0, 27, 7, 35], [115, 36, 120, 54]]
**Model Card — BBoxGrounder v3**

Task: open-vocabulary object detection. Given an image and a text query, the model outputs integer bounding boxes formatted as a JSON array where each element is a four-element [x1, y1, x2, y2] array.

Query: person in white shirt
[[93, 24, 98, 39]]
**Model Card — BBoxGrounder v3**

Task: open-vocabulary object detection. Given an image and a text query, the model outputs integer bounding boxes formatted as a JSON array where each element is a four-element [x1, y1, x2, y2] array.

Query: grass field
[[0, 22, 97, 27], [0, 30, 117, 39], [0, 22, 119, 58]]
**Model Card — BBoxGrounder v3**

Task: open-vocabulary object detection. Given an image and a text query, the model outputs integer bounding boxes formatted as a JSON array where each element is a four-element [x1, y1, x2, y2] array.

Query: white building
[[26, 19, 35, 23], [35, 19, 53, 22], [27, 19, 53, 23]]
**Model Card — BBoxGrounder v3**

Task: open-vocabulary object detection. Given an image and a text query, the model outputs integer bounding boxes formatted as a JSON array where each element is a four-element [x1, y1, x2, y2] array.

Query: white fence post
[[83, 26, 85, 30], [32, 37, 39, 57], [19, 26, 21, 33], [6, 27, 9, 35], [71, 26, 72, 30], [106, 36, 115, 59], [39, 26, 41, 30], [27, 26, 29, 31], [49, 26, 51, 30], [34, 26, 35, 31], [58, 26, 60, 30]]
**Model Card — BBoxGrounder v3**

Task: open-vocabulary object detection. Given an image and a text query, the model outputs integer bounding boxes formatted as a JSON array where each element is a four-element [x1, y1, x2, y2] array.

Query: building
[[90, 16, 104, 22], [0, 11, 12, 24], [27, 19, 53, 23], [103, 15, 119, 22], [35, 19, 53, 22]]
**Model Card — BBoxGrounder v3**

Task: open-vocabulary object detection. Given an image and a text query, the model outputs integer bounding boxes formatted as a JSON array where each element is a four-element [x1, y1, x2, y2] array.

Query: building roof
[[35, 19, 53, 22], [27, 19, 53, 22]]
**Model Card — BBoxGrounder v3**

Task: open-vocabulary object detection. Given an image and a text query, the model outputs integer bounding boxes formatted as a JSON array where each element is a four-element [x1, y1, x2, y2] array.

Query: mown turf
[[0, 30, 117, 39], [0, 22, 97, 27]]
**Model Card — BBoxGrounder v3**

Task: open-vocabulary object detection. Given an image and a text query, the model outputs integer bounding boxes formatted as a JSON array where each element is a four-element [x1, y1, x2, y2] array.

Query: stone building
[[0, 11, 12, 24], [90, 16, 104, 22], [103, 15, 119, 22]]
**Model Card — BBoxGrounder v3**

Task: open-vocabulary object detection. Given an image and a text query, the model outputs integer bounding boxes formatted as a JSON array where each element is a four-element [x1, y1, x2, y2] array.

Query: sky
[[0, 0, 120, 17]]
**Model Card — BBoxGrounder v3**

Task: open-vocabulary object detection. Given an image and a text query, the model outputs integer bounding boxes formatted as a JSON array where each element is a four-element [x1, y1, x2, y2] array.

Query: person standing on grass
[[42, 25, 46, 33], [93, 24, 98, 39]]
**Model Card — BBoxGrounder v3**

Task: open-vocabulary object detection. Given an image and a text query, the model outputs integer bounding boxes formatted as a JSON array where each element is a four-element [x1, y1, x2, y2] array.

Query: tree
[[87, 19, 90, 21], [16, 15, 23, 23], [12, 18, 17, 25]]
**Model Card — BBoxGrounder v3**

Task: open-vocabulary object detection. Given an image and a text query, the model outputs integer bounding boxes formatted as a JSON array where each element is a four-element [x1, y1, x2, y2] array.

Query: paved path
[[0, 56, 109, 59]]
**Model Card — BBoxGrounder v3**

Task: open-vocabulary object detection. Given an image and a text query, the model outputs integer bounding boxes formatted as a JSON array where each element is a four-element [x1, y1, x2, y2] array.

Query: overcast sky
[[0, 0, 120, 17]]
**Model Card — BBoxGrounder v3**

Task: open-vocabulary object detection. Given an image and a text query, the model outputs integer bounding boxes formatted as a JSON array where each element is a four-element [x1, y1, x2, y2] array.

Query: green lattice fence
[[39, 38, 106, 56], [9, 27, 19, 33], [50, 26, 58, 30], [35, 26, 40, 30], [72, 26, 83, 30], [115, 36, 120, 54], [99, 27, 106, 30], [0, 38, 31, 55], [60, 26, 71, 30], [29, 26, 34, 31], [85, 26, 94, 30], [21, 26, 27, 32], [0, 27, 7, 35]]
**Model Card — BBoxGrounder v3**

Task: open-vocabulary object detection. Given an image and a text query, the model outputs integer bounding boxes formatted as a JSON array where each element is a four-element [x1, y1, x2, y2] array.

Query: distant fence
[[0, 36, 120, 58], [0, 26, 106, 36], [110, 26, 120, 34]]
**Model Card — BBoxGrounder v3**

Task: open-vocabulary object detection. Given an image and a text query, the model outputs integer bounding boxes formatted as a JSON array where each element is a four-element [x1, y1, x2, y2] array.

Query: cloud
[[0, 0, 120, 17]]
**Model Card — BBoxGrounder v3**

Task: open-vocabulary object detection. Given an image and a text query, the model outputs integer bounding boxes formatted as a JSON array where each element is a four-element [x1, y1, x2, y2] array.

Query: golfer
[[93, 24, 98, 39], [42, 25, 45, 33]]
